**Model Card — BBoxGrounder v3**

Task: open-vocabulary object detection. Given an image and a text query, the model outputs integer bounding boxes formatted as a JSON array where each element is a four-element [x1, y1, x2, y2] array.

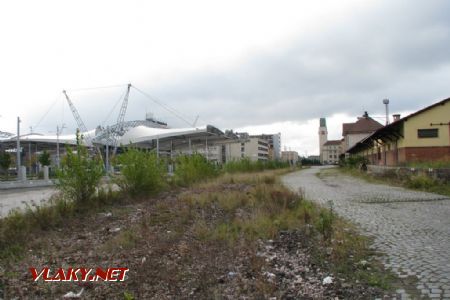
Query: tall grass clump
[[224, 158, 289, 173], [56, 132, 103, 206], [116, 148, 167, 196], [174, 154, 218, 186]]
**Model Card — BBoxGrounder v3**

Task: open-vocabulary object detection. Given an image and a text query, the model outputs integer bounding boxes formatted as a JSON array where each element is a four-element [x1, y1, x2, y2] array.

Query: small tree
[[56, 132, 103, 205], [38, 150, 51, 166], [116, 147, 166, 196], [0, 151, 12, 177]]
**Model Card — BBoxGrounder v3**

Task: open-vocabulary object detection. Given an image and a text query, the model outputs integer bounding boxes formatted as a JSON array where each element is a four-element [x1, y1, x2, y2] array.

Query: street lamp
[[383, 99, 390, 125]]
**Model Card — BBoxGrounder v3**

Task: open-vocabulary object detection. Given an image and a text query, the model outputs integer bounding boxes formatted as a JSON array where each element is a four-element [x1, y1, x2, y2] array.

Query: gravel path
[[282, 166, 450, 300]]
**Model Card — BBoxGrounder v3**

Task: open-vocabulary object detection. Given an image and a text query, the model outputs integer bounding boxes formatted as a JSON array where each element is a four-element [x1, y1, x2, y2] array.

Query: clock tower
[[319, 118, 328, 164]]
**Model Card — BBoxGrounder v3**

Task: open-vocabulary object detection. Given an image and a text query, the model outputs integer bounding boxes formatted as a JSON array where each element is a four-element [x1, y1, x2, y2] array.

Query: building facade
[[342, 112, 383, 153], [281, 150, 299, 165], [227, 137, 270, 162], [322, 140, 342, 164], [347, 97, 450, 165], [250, 133, 281, 160]]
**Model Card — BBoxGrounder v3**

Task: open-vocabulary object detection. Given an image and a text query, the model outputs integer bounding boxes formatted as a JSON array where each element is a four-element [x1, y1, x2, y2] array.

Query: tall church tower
[[319, 118, 328, 164]]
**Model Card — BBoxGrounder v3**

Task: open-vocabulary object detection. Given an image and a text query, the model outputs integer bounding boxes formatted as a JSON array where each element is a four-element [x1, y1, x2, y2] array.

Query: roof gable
[[343, 116, 383, 135]]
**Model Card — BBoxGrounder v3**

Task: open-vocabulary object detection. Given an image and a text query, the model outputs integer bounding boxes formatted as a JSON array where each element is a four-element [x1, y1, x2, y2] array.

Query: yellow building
[[347, 97, 450, 165]]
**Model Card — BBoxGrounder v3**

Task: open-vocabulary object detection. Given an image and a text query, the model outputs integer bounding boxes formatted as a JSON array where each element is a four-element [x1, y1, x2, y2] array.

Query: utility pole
[[105, 126, 110, 174], [16, 117, 21, 180], [56, 124, 66, 168]]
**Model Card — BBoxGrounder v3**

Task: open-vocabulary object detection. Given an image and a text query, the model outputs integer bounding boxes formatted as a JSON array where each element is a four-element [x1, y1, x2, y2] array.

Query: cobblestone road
[[282, 167, 450, 300]]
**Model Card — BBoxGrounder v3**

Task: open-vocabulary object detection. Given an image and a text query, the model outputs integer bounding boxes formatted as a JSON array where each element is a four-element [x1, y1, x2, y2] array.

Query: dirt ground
[[1, 180, 390, 299]]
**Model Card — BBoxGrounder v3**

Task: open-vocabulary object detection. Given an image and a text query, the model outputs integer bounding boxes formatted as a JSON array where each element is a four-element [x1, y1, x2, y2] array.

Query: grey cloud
[[135, 0, 450, 128], [38, 0, 450, 133]]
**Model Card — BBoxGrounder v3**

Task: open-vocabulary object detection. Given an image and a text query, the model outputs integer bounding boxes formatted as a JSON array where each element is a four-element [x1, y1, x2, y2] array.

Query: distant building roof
[[324, 140, 341, 146], [320, 118, 326, 127], [342, 112, 383, 135]]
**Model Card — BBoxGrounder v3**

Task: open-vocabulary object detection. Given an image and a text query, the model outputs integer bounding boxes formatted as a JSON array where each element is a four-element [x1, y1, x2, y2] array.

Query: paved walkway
[[0, 187, 56, 217], [282, 167, 450, 299]]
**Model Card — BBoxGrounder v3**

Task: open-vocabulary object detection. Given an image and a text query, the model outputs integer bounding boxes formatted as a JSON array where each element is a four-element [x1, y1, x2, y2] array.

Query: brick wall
[[403, 146, 450, 163]]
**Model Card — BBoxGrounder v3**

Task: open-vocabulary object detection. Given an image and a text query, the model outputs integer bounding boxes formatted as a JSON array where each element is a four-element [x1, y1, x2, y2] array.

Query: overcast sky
[[1, 0, 449, 155]]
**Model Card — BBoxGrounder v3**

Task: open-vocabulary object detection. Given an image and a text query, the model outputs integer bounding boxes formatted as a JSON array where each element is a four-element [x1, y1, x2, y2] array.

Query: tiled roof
[[324, 140, 341, 146], [342, 116, 383, 135]]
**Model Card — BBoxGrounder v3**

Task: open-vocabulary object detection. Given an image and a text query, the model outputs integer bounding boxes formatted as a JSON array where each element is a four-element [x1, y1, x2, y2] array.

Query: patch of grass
[[102, 229, 139, 252], [311, 216, 395, 290], [223, 158, 290, 173], [183, 172, 396, 292], [405, 160, 450, 169], [339, 167, 450, 197]]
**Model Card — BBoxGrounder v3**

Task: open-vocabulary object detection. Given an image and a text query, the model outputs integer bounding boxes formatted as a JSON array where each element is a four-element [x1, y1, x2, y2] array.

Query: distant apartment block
[[281, 150, 299, 165], [322, 140, 342, 164], [250, 133, 281, 160], [227, 134, 270, 161]]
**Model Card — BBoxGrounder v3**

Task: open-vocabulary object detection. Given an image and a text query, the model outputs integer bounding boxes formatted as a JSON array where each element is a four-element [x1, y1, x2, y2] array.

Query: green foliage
[[405, 175, 438, 189], [123, 292, 135, 300], [340, 156, 368, 169], [0, 151, 12, 176], [405, 160, 450, 169], [56, 133, 103, 205], [301, 157, 321, 166], [315, 202, 334, 241], [224, 158, 289, 173], [116, 148, 166, 196], [0, 196, 75, 258], [174, 154, 218, 186], [38, 150, 51, 166]]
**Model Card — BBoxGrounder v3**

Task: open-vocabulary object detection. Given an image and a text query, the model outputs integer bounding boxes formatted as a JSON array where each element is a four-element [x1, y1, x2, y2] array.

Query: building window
[[418, 129, 438, 138]]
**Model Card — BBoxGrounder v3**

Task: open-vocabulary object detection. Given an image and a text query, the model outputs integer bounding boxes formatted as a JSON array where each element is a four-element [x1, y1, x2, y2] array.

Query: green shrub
[[38, 150, 51, 166], [174, 154, 218, 186], [116, 148, 166, 196], [56, 132, 103, 205], [340, 156, 368, 169], [0, 151, 12, 178], [405, 175, 437, 189]]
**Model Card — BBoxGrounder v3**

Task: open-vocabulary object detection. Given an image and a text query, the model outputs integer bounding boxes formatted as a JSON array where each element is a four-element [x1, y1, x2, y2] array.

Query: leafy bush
[[174, 154, 218, 186], [115, 148, 166, 196], [405, 175, 437, 190], [56, 133, 103, 205]]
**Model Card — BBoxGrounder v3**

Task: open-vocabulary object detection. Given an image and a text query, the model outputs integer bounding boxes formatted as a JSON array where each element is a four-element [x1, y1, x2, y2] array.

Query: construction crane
[[110, 83, 132, 154], [62, 90, 103, 160], [63, 90, 91, 143]]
